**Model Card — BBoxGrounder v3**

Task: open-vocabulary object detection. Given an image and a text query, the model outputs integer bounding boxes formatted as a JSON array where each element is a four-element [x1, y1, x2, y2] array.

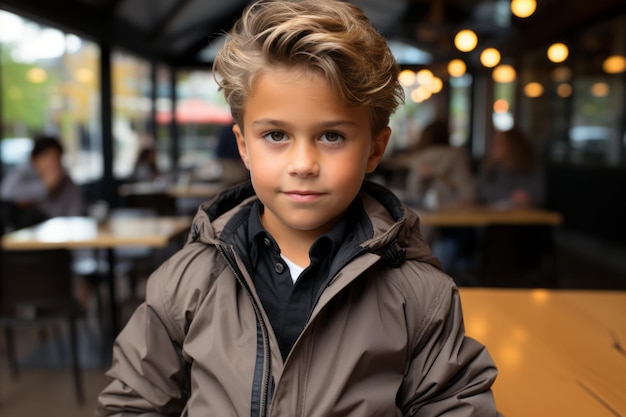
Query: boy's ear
[[366, 127, 391, 173], [232, 124, 251, 170]]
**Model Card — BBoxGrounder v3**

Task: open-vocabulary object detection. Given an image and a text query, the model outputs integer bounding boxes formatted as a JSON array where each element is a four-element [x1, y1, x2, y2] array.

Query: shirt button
[[274, 262, 285, 273], [263, 238, 271, 247]]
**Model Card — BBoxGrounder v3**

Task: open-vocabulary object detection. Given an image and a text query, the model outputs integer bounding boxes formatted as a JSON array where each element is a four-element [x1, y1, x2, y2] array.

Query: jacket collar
[[190, 180, 440, 271]]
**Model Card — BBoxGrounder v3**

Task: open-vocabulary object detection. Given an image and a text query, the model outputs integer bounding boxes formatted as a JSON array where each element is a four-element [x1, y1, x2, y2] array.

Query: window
[[112, 51, 151, 179], [0, 10, 101, 183], [175, 70, 232, 175]]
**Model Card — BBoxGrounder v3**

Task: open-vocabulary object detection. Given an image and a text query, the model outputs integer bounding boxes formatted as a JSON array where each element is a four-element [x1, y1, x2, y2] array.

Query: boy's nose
[[287, 141, 320, 177]]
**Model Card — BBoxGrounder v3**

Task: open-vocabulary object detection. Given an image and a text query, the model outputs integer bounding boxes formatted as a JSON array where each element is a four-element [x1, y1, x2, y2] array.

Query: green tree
[[1, 42, 54, 135]]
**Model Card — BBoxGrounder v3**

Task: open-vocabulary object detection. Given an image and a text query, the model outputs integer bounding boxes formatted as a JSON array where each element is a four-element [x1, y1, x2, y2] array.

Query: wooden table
[[415, 205, 563, 227], [118, 181, 226, 199], [460, 288, 626, 416], [411, 205, 564, 286], [2, 216, 192, 336], [1, 216, 192, 249]]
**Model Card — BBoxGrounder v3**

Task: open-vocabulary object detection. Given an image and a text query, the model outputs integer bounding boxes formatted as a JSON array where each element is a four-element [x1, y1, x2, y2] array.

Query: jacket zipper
[[217, 244, 272, 417]]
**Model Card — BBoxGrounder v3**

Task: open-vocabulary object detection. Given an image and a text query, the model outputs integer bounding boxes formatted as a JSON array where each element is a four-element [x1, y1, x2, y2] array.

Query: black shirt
[[224, 200, 371, 360]]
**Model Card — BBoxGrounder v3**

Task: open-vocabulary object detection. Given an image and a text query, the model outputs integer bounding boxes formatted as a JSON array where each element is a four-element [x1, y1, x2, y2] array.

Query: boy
[[97, 0, 500, 416]]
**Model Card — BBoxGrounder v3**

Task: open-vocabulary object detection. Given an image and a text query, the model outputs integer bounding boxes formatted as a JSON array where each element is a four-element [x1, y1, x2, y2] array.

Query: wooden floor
[[0, 228, 624, 416], [0, 367, 109, 417]]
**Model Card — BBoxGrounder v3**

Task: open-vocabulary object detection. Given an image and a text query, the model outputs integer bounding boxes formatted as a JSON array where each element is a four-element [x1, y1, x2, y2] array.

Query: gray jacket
[[97, 181, 500, 417], [0, 162, 83, 217]]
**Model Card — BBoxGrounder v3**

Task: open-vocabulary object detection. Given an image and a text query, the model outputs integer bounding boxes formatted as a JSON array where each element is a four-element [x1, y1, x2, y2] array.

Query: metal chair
[[0, 248, 85, 404]]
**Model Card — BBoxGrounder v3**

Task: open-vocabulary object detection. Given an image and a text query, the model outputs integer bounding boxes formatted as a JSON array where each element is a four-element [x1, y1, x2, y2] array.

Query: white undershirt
[[281, 255, 305, 284]]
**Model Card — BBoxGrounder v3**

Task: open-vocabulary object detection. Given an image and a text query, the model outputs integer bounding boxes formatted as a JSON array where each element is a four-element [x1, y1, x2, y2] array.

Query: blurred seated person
[[476, 127, 552, 286], [131, 146, 160, 182], [477, 126, 545, 209], [405, 120, 477, 281], [1, 134, 84, 228], [405, 120, 475, 209], [215, 122, 249, 185]]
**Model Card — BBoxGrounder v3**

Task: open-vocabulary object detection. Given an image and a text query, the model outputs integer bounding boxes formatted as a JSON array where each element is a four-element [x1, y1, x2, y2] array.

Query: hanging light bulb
[[551, 66, 572, 82], [556, 83, 572, 98], [447, 59, 466, 77], [416, 69, 434, 85], [454, 29, 478, 52], [524, 82, 544, 98], [398, 69, 416, 87], [547, 43, 569, 63], [603, 55, 626, 74], [410, 85, 432, 103], [511, 0, 537, 18], [429, 77, 443, 94], [492, 64, 516, 83], [480, 48, 501, 68], [591, 82, 609, 97]]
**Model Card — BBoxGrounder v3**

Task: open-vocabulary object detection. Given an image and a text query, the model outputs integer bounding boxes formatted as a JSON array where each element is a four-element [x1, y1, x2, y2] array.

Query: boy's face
[[233, 67, 390, 242]]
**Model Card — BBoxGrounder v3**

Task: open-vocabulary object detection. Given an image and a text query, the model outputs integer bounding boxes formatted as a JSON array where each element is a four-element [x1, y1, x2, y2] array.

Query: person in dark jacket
[[97, 1, 501, 416], [1, 134, 83, 229], [478, 126, 546, 208]]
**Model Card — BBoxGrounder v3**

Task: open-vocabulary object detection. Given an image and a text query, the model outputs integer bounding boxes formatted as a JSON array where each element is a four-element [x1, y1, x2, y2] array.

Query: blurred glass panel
[[155, 64, 172, 173], [450, 74, 472, 147], [572, 76, 623, 166], [112, 51, 151, 179], [175, 70, 232, 175], [518, 12, 625, 168], [0, 10, 101, 183]]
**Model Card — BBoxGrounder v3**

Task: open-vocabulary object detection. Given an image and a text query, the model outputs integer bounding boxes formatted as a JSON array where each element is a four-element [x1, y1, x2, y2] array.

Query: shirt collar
[[246, 200, 357, 263]]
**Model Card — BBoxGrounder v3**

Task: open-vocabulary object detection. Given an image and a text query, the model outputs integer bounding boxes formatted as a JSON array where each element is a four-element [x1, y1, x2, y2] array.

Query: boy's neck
[[260, 217, 330, 268], [275, 235, 312, 268]]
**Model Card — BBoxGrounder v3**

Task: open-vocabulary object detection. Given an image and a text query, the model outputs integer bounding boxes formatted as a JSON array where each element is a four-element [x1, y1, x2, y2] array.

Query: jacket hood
[[188, 180, 441, 271]]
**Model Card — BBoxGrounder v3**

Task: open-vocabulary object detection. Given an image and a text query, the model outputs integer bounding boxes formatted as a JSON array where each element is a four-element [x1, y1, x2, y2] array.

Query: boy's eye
[[262, 131, 287, 142], [320, 132, 344, 143]]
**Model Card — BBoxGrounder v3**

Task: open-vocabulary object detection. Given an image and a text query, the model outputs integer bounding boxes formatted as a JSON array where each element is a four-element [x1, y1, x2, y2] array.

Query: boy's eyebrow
[[251, 118, 360, 129]]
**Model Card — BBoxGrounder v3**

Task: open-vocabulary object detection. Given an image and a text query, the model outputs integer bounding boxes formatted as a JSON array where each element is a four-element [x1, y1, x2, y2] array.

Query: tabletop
[[1, 216, 192, 250], [118, 181, 226, 199], [459, 288, 626, 417], [415, 205, 564, 227]]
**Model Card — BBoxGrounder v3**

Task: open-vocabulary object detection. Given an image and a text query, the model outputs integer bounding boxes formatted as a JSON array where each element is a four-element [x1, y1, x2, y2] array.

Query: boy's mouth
[[283, 190, 324, 202]]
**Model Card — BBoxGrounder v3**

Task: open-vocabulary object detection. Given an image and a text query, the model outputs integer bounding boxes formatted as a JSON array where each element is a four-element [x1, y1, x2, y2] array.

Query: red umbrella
[[157, 98, 233, 125]]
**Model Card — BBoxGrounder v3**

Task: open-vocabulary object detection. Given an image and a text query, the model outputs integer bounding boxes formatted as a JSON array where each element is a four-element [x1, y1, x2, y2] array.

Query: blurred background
[[0, 0, 625, 415]]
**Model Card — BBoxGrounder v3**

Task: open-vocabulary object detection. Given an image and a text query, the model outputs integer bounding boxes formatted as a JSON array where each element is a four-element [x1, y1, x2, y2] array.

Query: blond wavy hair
[[213, 0, 404, 134]]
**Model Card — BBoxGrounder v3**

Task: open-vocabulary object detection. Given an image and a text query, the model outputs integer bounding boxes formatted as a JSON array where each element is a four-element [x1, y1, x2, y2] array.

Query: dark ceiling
[[1, 0, 625, 69]]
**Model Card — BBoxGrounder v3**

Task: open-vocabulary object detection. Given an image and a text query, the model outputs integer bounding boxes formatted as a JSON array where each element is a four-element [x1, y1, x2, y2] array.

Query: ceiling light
[[447, 59, 466, 77], [493, 99, 509, 114], [524, 82, 544, 98], [454, 29, 478, 52], [398, 69, 416, 87], [547, 43, 569, 63], [480, 48, 501, 68], [556, 83, 572, 98], [551, 66, 572, 82], [416, 69, 434, 85], [602, 55, 626, 74], [511, 0, 537, 18], [492, 64, 516, 83], [591, 82, 609, 97], [429, 77, 443, 94], [410, 86, 432, 103]]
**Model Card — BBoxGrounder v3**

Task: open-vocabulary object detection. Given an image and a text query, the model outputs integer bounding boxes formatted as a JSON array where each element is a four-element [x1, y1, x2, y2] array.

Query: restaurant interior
[[0, 0, 625, 416]]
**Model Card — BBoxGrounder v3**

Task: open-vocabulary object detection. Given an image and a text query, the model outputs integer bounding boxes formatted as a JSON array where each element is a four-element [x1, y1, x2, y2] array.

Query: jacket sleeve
[[96, 259, 190, 416], [401, 276, 501, 417]]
